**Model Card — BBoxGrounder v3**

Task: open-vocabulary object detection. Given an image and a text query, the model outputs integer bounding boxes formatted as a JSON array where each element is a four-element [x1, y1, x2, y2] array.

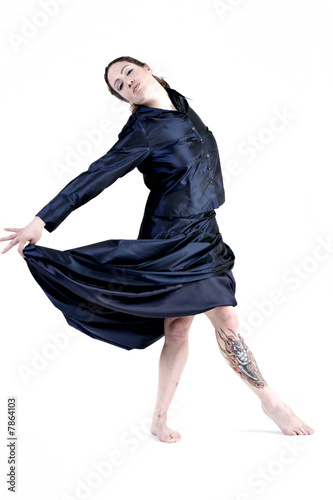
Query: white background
[[0, 1, 332, 499]]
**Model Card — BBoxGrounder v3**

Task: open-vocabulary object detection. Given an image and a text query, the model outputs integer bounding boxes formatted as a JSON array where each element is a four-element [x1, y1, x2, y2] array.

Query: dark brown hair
[[104, 56, 170, 113]]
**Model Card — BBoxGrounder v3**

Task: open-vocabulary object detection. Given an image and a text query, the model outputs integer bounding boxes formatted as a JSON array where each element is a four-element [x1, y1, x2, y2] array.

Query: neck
[[142, 84, 177, 111]]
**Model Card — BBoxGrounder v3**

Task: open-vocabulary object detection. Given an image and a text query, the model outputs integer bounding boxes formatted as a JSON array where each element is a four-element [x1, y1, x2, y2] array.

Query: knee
[[205, 306, 239, 334], [164, 316, 194, 345]]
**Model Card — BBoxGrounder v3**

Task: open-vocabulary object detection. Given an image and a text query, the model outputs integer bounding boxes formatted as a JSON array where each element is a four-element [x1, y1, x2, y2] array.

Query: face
[[107, 61, 155, 106]]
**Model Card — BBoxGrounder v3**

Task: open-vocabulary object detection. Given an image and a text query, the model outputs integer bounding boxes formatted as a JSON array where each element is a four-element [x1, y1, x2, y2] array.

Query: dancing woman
[[1, 56, 314, 442]]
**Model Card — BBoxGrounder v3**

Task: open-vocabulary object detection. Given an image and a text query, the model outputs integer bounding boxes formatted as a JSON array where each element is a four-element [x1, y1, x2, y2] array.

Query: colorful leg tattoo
[[216, 328, 267, 389]]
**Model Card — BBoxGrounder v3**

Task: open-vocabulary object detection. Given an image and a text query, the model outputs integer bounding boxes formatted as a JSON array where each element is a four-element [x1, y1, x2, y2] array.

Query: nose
[[127, 76, 134, 88]]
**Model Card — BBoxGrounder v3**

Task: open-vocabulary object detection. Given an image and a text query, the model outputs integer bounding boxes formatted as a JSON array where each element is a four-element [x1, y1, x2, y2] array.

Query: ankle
[[153, 408, 168, 421], [252, 385, 277, 403], [258, 387, 284, 408]]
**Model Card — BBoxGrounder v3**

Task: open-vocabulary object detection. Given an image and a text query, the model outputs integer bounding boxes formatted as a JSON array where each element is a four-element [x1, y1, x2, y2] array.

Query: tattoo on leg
[[216, 328, 267, 389]]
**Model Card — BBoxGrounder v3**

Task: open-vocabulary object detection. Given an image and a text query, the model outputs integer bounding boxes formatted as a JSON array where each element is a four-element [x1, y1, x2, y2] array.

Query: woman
[[1, 56, 314, 443]]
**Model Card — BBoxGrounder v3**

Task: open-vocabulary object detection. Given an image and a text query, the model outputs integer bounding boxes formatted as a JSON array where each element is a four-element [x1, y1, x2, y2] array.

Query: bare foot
[[260, 391, 315, 435], [150, 412, 181, 443]]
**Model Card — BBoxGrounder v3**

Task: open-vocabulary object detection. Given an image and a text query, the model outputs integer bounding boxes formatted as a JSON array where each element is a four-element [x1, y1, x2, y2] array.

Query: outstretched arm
[[1, 116, 150, 255], [36, 117, 149, 232]]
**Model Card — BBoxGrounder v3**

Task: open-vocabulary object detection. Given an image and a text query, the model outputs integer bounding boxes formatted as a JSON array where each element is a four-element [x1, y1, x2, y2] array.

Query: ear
[[144, 64, 153, 74]]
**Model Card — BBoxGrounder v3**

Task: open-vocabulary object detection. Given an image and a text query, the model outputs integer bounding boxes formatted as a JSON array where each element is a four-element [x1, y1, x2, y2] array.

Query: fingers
[[0, 234, 17, 242], [1, 225, 40, 257], [0, 228, 20, 244], [18, 241, 27, 259], [1, 237, 29, 258], [1, 228, 23, 254], [1, 238, 18, 254], [0, 227, 20, 241]]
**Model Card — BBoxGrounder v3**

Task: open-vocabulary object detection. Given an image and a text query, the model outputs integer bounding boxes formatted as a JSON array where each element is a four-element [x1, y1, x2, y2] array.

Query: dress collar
[[136, 87, 189, 116]]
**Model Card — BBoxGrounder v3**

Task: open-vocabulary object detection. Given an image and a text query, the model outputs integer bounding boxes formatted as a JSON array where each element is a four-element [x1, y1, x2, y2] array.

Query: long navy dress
[[23, 88, 237, 350]]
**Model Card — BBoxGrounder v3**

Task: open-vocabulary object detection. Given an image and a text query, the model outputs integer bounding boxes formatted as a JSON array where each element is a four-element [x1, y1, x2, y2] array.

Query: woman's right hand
[[0, 216, 46, 258]]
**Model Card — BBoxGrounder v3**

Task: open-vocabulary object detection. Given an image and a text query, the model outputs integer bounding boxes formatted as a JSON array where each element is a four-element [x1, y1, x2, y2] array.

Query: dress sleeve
[[36, 116, 150, 232]]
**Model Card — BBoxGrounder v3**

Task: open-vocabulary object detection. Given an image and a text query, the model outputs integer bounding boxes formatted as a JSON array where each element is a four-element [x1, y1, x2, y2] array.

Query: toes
[[166, 435, 179, 443], [167, 431, 181, 442], [151, 422, 181, 443], [284, 424, 314, 436], [285, 429, 297, 436], [301, 426, 315, 435], [158, 430, 181, 443], [295, 426, 312, 435], [299, 425, 314, 435], [292, 427, 304, 435]]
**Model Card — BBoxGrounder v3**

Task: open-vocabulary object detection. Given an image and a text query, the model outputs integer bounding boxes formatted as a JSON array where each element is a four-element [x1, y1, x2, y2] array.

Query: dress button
[[200, 138, 204, 142], [209, 179, 214, 184], [192, 127, 196, 131], [207, 165, 212, 170], [206, 153, 210, 158]]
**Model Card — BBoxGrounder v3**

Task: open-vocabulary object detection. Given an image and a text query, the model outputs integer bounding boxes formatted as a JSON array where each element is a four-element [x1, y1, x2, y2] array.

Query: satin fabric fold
[[23, 211, 236, 350]]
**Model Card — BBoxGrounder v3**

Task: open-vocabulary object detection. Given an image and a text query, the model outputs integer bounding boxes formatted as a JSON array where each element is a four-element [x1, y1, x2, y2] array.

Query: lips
[[133, 82, 140, 94]]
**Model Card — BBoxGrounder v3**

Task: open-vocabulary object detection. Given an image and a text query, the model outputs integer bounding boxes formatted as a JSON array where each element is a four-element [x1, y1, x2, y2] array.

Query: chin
[[132, 95, 145, 106]]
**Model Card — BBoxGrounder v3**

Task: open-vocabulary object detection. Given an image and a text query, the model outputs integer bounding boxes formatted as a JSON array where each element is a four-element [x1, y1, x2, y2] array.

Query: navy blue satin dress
[[23, 88, 237, 350]]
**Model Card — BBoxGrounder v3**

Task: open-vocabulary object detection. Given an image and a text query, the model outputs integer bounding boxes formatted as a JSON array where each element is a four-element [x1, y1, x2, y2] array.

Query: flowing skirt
[[23, 210, 237, 350]]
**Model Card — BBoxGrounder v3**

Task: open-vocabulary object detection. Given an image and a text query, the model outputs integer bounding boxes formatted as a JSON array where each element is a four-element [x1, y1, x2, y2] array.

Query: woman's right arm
[[36, 117, 149, 232], [1, 117, 150, 257]]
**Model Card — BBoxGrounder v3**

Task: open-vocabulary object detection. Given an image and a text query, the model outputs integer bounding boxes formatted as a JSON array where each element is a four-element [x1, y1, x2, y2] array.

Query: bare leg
[[204, 306, 314, 435], [150, 315, 194, 443]]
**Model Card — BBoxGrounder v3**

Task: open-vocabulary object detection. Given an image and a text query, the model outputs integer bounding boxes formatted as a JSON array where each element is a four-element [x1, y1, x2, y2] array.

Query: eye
[[127, 68, 133, 75], [118, 82, 123, 91]]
